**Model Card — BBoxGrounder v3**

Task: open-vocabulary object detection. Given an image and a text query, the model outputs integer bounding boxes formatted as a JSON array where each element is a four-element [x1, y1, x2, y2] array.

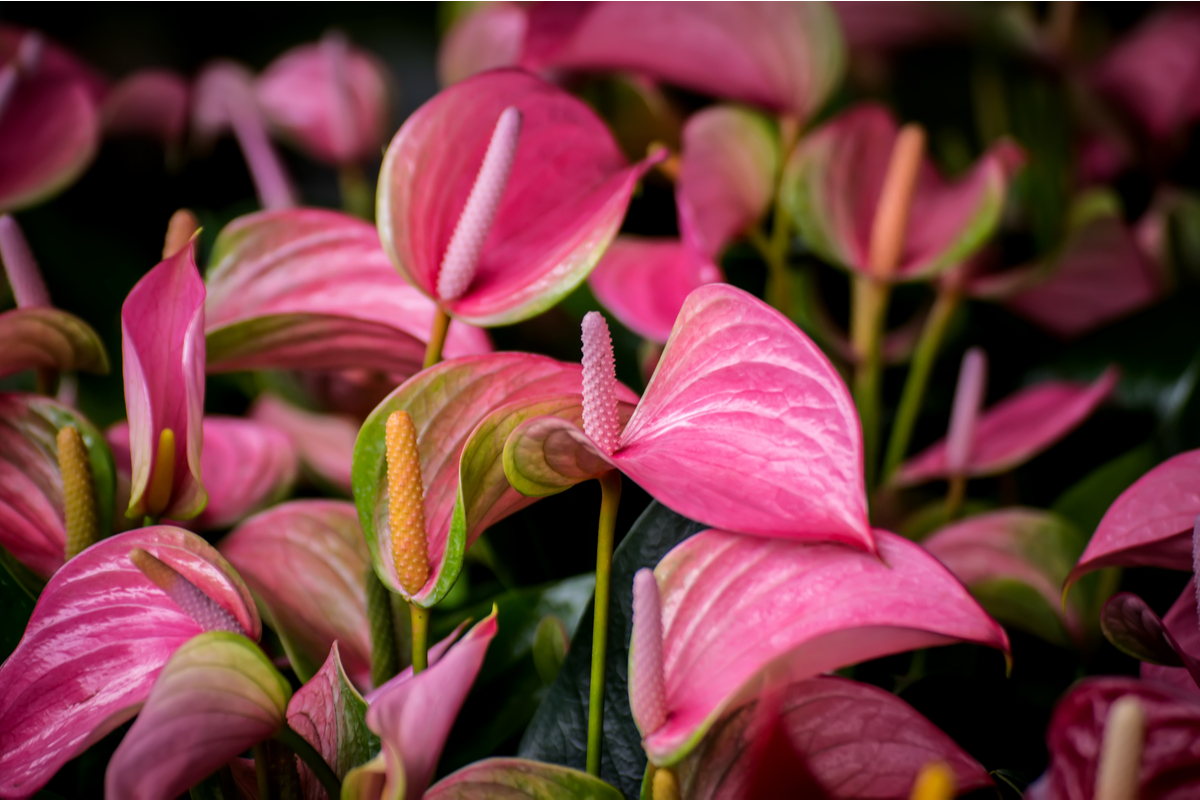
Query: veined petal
[[426, 758, 622, 799], [121, 244, 207, 520], [250, 393, 358, 494], [376, 69, 656, 327], [221, 500, 373, 688], [205, 208, 490, 375], [0, 307, 108, 380], [1141, 580, 1200, 697], [1100, 590, 1200, 691], [0, 527, 258, 798], [894, 368, 1117, 487], [104, 631, 291, 800], [635, 528, 1008, 765], [587, 237, 722, 344]]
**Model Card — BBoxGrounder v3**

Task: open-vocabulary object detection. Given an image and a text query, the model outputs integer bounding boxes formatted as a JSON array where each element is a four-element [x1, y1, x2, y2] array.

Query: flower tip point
[[385, 410, 430, 596], [630, 568, 667, 735], [57, 425, 99, 560], [909, 761, 955, 800], [162, 209, 200, 258], [946, 347, 988, 474]]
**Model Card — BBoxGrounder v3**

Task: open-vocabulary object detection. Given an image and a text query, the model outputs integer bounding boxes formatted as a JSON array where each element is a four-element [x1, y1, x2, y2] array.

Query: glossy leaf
[[520, 2, 845, 118], [0, 546, 36, 660], [675, 676, 992, 799], [437, 3, 526, 86], [0, 392, 115, 578], [0, 527, 258, 798], [250, 393, 358, 494], [205, 208, 489, 375], [426, 758, 623, 800], [376, 69, 655, 326], [782, 103, 1022, 280], [0, 307, 108, 380], [894, 368, 1117, 486], [221, 500, 373, 688], [105, 631, 291, 800]]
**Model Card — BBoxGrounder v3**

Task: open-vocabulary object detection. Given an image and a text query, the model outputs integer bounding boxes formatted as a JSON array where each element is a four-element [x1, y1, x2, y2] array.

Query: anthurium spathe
[[120, 241, 207, 521], [352, 352, 638, 605], [424, 759, 622, 799], [626, 528, 1009, 766], [519, 2, 845, 119], [205, 208, 490, 376], [375, 69, 659, 328], [250, 393, 359, 494], [102, 68, 190, 149], [437, 3, 526, 87], [1133, 579, 1200, 697], [782, 103, 1023, 282], [503, 284, 873, 551], [0, 526, 258, 798]]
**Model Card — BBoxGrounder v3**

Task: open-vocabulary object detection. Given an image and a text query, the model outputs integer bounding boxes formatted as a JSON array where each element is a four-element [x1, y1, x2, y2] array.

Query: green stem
[[274, 725, 342, 799], [253, 742, 272, 800], [851, 276, 892, 490], [587, 470, 623, 776], [424, 307, 452, 369], [748, 227, 791, 315], [881, 287, 961, 484], [366, 569, 399, 687], [34, 369, 56, 397], [411, 602, 430, 673], [338, 164, 374, 221], [945, 474, 967, 521]]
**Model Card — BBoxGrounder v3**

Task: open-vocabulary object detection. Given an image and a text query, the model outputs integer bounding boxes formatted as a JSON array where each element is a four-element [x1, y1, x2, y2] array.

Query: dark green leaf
[[0, 544, 37, 659], [1051, 442, 1158, 535]]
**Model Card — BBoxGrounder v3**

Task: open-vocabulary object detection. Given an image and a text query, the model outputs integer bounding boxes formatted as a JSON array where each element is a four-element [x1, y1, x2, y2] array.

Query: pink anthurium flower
[[892, 361, 1118, 487], [1134, 578, 1200, 698], [0, 25, 103, 213], [519, 2, 845, 119], [255, 31, 392, 167], [250, 393, 359, 494], [0, 214, 109, 380], [0, 526, 259, 798], [376, 69, 659, 327], [503, 284, 873, 551], [108, 416, 298, 530], [626, 527, 1009, 766], [672, 675, 992, 799], [204, 208, 490, 376], [102, 68, 190, 148], [120, 241, 207, 522], [437, 3, 526, 87], [782, 103, 1023, 282], [221, 500, 374, 688], [0, 391, 115, 578]]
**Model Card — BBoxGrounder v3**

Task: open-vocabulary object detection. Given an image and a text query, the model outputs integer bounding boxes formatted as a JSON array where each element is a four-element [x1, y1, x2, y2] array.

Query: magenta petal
[[426, 758, 622, 799], [121, 244, 207, 520], [377, 69, 655, 326], [437, 4, 527, 86], [221, 500, 373, 689], [0, 307, 109, 380], [676, 105, 778, 259], [636, 528, 1008, 765], [1101, 592, 1200, 687], [105, 631, 291, 800], [102, 69, 190, 145], [365, 611, 498, 800], [521, 2, 845, 118], [0, 527, 258, 797], [616, 284, 872, 550], [1141, 580, 1200, 697], [587, 237, 722, 344], [206, 208, 490, 375], [1070, 449, 1200, 582], [256, 35, 392, 166], [894, 368, 1118, 487], [250, 394, 358, 494], [193, 416, 298, 529], [677, 676, 992, 799]]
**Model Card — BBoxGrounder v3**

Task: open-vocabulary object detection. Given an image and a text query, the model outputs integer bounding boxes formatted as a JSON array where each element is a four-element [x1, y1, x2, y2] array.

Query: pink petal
[[617, 283, 872, 550], [121, 244, 207, 520], [426, 758, 622, 799], [1141, 580, 1200, 697], [437, 4, 527, 87], [0, 527, 258, 797], [256, 35, 392, 166], [520, 2, 845, 118], [833, 2, 969, 52], [1070, 449, 1200, 582], [366, 611, 498, 800], [102, 69, 190, 145], [221, 500, 373, 689], [376, 69, 655, 326], [105, 631, 291, 800], [894, 367, 1117, 486], [250, 393, 358, 493], [205, 208, 490, 375], [0, 308, 109, 380], [636, 528, 1008, 765], [677, 105, 778, 259], [783, 104, 1023, 279], [587, 237, 722, 344], [676, 676, 992, 798], [192, 416, 298, 529], [354, 352, 636, 604]]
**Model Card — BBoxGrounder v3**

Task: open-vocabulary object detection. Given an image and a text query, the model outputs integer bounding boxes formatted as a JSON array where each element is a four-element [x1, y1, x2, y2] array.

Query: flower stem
[[587, 470, 623, 776], [338, 164, 374, 221], [253, 743, 271, 800], [881, 286, 961, 484], [945, 474, 967, 521], [851, 275, 891, 490], [365, 568, 399, 687], [274, 724, 342, 799], [424, 308, 451, 369], [410, 602, 430, 674]]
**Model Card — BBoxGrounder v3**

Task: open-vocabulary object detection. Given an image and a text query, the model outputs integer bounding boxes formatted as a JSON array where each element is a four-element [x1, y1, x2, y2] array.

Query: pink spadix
[[630, 568, 667, 734], [0, 31, 43, 125], [130, 547, 245, 635], [436, 105, 522, 301], [581, 310, 620, 456], [946, 348, 987, 475], [0, 214, 50, 307]]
